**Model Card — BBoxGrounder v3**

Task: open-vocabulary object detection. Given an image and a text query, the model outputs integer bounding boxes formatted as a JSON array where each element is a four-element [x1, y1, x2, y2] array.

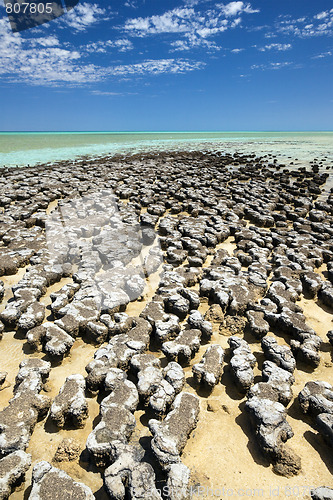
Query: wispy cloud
[[1, 0, 330, 94], [0, 18, 205, 85], [124, 0, 138, 8], [122, 1, 259, 51], [258, 43, 291, 51], [59, 2, 106, 31], [107, 58, 205, 76], [314, 11, 331, 21], [312, 50, 332, 59], [218, 1, 258, 17], [251, 61, 293, 70], [84, 39, 133, 53], [91, 90, 138, 95], [29, 35, 60, 47], [170, 37, 221, 52], [273, 9, 333, 38]]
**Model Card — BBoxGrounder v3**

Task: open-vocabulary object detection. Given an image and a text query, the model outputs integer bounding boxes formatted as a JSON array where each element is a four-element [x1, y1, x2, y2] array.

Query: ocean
[[0, 131, 332, 169]]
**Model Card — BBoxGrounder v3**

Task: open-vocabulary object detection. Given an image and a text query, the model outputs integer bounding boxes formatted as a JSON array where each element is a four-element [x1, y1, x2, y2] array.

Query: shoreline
[[2, 130, 333, 134], [0, 149, 332, 499], [1, 132, 332, 170]]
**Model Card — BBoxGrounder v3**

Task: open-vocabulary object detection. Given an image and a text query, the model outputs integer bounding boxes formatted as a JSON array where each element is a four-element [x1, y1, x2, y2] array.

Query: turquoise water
[[0, 131, 332, 168]]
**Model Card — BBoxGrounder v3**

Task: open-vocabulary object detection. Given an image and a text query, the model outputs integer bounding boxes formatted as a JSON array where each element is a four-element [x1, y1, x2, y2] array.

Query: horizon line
[[1, 130, 333, 134]]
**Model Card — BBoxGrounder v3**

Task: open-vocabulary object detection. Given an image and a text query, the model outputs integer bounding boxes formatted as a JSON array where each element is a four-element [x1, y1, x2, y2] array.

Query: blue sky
[[0, 0, 332, 131]]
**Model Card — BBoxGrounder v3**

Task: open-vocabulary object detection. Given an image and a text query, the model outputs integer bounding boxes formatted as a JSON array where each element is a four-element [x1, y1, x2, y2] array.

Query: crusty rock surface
[[149, 392, 200, 469], [311, 487, 333, 500], [204, 304, 224, 323], [86, 368, 138, 467], [261, 337, 296, 373], [50, 283, 80, 314], [245, 396, 301, 477], [290, 334, 322, 368], [15, 358, 51, 393], [316, 413, 333, 448], [50, 374, 88, 429], [219, 315, 247, 336], [102, 368, 139, 413], [0, 451, 31, 500], [155, 314, 181, 343], [0, 359, 51, 456], [164, 293, 190, 320], [192, 345, 225, 388], [27, 321, 75, 359], [150, 362, 185, 414], [28, 461, 94, 499], [0, 391, 50, 456], [298, 381, 333, 447], [261, 361, 295, 406], [104, 443, 162, 500], [53, 438, 81, 462], [85, 317, 151, 394], [17, 302, 45, 331], [131, 354, 185, 414], [187, 310, 213, 340], [246, 309, 270, 339], [298, 381, 333, 416], [166, 463, 191, 500], [228, 336, 256, 393], [162, 329, 201, 365]]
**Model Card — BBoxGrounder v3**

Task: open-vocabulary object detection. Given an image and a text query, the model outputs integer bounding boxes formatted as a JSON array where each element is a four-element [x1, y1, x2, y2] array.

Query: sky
[[0, 0, 332, 131]]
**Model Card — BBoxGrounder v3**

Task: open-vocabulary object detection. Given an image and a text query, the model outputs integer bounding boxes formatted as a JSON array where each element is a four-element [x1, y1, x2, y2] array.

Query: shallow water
[[0, 131, 332, 168]]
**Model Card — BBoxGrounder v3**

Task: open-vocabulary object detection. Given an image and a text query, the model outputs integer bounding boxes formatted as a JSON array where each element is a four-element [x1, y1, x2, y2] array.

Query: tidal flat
[[0, 149, 332, 499]]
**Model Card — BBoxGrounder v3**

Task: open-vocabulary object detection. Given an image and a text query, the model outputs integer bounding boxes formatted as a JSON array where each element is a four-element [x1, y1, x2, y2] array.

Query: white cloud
[[251, 61, 292, 70], [171, 35, 221, 51], [60, 2, 106, 31], [274, 9, 333, 38], [218, 1, 259, 17], [124, 8, 194, 35], [231, 48, 244, 53], [231, 17, 242, 27], [314, 11, 329, 20], [258, 43, 292, 51], [91, 90, 138, 95], [170, 40, 191, 51], [107, 58, 205, 76], [219, 1, 244, 16], [29, 36, 60, 47], [91, 90, 121, 95], [312, 50, 332, 59], [84, 39, 133, 53], [0, 19, 204, 85], [124, 3, 258, 35], [123, 2, 259, 51], [124, 0, 137, 8], [182, 0, 201, 6]]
